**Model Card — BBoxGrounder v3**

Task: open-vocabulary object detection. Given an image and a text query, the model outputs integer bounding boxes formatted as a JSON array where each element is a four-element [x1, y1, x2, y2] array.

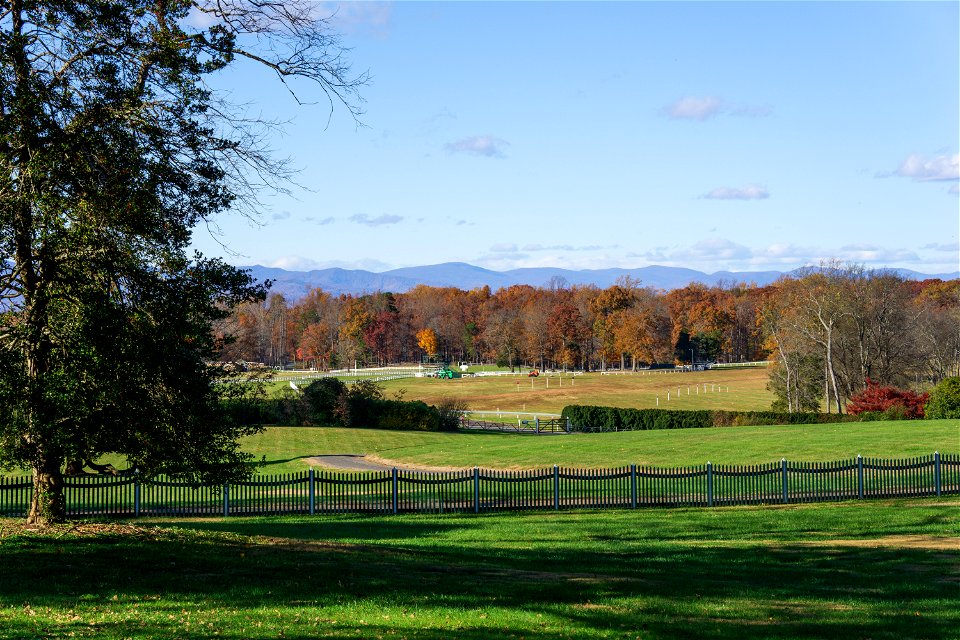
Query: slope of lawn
[[0, 498, 956, 639], [244, 419, 960, 473]]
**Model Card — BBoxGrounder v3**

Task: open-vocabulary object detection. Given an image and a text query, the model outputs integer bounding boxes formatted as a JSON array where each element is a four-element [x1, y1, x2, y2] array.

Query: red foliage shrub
[[847, 379, 929, 419]]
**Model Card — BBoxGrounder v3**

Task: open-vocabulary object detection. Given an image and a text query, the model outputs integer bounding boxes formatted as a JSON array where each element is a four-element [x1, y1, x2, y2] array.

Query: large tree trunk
[[27, 452, 66, 525]]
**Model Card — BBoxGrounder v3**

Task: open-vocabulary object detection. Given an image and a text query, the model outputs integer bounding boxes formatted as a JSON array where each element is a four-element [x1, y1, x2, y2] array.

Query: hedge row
[[221, 376, 454, 431], [221, 396, 446, 431], [560, 405, 864, 431]]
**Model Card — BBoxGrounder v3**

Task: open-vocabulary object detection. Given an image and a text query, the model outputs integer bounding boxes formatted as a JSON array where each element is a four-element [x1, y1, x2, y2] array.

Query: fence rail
[[1, 452, 955, 519]]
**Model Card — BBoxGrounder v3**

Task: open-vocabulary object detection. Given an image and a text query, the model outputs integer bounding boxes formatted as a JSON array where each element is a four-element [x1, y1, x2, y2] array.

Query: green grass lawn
[[244, 419, 960, 473], [0, 498, 956, 639]]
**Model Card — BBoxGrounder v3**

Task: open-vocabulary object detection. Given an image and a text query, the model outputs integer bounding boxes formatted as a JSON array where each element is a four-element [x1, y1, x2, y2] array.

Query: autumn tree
[[416, 327, 439, 359], [0, 1, 364, 524], [759, 280, 824, 412], [590, 281, 634, 370]]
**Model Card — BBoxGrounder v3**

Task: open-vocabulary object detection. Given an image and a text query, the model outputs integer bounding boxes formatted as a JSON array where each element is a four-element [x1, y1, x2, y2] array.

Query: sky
[[188, 1, 960, 275]]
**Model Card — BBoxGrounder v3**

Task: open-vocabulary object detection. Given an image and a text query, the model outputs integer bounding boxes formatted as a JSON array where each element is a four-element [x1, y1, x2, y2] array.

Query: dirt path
[[305, 454, 462, 472]]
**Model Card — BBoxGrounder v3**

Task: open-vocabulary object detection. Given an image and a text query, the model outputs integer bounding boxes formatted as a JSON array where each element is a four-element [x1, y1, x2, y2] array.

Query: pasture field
[[267, 366, 775, 415], [0, 498, 955, 639], [381, 367, 774, 414], [244, 420, 960, 473]]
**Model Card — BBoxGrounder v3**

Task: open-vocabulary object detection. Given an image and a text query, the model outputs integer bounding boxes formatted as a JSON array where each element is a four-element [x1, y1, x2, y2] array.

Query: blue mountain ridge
[[243, 262, 960, 301]]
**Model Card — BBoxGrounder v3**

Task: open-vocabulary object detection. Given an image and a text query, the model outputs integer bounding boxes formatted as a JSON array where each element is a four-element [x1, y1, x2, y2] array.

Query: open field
[[266, 367, 775, 416], [0, 498, 956, 639], [242, 420, 960, 473], [383, 368, 774, 414], [2, 419, 955, 479]]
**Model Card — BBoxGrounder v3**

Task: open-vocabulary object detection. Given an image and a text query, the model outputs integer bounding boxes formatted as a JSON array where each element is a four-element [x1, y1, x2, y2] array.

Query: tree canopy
[[0, 1, 364, 523]]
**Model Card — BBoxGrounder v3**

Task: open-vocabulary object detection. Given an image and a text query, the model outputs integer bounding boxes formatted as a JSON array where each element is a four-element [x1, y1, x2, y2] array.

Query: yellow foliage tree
[[416, 328, 439, 356]]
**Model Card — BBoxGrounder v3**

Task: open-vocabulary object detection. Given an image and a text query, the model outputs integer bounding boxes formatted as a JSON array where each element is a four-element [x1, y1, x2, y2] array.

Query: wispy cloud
[[701, 184, 770, 200], [319, 2, 392, 37], [950, 183, 959, 196], [267, 256, 394, 272], [664, 96, 723, 121], [268, 256, 324, 271], [887, 153, 959, 182], [624, 238, 943, 272], [349, 213, 404, 227], [445, 135, 510, 158], [271, 210, 291, 221], [521, 243, 618, 252], [921, 242, 960, 252], [490, 243, 518, 253], [316, 216, 335, 226], [664, 96, 772, 121]]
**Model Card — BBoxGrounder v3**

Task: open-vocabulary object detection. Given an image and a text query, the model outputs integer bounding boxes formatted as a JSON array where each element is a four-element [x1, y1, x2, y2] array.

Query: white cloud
[[183, 6, 220, 28], [521, 243, 617, 252], [664, 96, 723, 121], [621, 238, 950, 273], [891, 153, 959, 182], [316, 216, 335, 225], [445, 135, 510, 158], [318, 2, 392, 37], [267, 256, 394, 272], [349, 213, 404, 227], [921, 242, 959, 252], [271, 211, 291, 221], [664, 96, 772, 121], [681, 238, 753, 261], [837, 243, 918, 261], [702, 184, 770, 200], [467, 236, 957, 274], [267, 256, 325, 271]]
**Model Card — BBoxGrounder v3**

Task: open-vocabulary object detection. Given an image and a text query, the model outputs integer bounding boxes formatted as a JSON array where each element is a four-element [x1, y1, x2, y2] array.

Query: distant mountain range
[[241, 263, 960, 301]]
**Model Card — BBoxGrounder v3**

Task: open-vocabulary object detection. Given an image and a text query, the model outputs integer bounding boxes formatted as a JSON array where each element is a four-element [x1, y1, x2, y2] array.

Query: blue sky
[[188, 1, 960, 275]]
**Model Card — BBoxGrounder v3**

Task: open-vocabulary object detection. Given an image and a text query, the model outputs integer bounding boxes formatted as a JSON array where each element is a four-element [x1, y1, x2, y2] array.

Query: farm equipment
[[435, 367, 460, 379]]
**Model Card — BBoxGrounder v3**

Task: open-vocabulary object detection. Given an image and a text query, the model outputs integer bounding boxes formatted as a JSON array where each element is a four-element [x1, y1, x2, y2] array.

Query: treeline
[[216, 264, 959, 413], [224, 378, 462, 432]]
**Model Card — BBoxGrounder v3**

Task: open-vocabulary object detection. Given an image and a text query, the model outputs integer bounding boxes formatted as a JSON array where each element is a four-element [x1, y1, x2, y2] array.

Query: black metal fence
[[1, 452, 955, 518]]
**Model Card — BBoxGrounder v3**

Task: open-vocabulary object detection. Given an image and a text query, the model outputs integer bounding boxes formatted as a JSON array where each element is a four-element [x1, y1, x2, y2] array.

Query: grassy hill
[[245, 419, 959, 474]]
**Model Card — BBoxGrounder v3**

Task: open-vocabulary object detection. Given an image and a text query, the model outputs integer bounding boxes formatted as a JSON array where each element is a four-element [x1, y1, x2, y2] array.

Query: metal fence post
[[630, 464, 637, 509], [392, 468, 398, 515], [553, 465, 559, 510], [536, 417, 540, 434], [566, 416, 571, 433], [857, 455, 864, 499], [707, 462, 713, 507], [781, 458, 788, 504], [934, 451, 941, 497], [222, 484, 229, 517], [309, 468, 315, 516], [474, 467, 480, 513]]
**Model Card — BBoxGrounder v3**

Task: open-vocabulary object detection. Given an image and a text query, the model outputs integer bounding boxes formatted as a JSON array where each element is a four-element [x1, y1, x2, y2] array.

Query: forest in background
[[216, 263, 959, 413]]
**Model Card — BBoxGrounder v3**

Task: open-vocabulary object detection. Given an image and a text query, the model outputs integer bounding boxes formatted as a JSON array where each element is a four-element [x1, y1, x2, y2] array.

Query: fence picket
[[0, 451, 955, 518]]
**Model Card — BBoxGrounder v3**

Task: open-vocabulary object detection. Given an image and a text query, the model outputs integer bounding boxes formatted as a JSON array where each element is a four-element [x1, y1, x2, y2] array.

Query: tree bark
[[27, 451, 66, 525]]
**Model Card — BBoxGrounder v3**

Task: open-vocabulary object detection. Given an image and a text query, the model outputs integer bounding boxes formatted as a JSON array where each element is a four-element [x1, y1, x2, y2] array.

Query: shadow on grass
[[0, 518, 956, 640], [166, 516, 474, 541]]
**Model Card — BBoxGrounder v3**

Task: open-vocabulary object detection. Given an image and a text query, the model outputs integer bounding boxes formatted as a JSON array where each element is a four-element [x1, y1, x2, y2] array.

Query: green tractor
[[435, 367, 459, 379]]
